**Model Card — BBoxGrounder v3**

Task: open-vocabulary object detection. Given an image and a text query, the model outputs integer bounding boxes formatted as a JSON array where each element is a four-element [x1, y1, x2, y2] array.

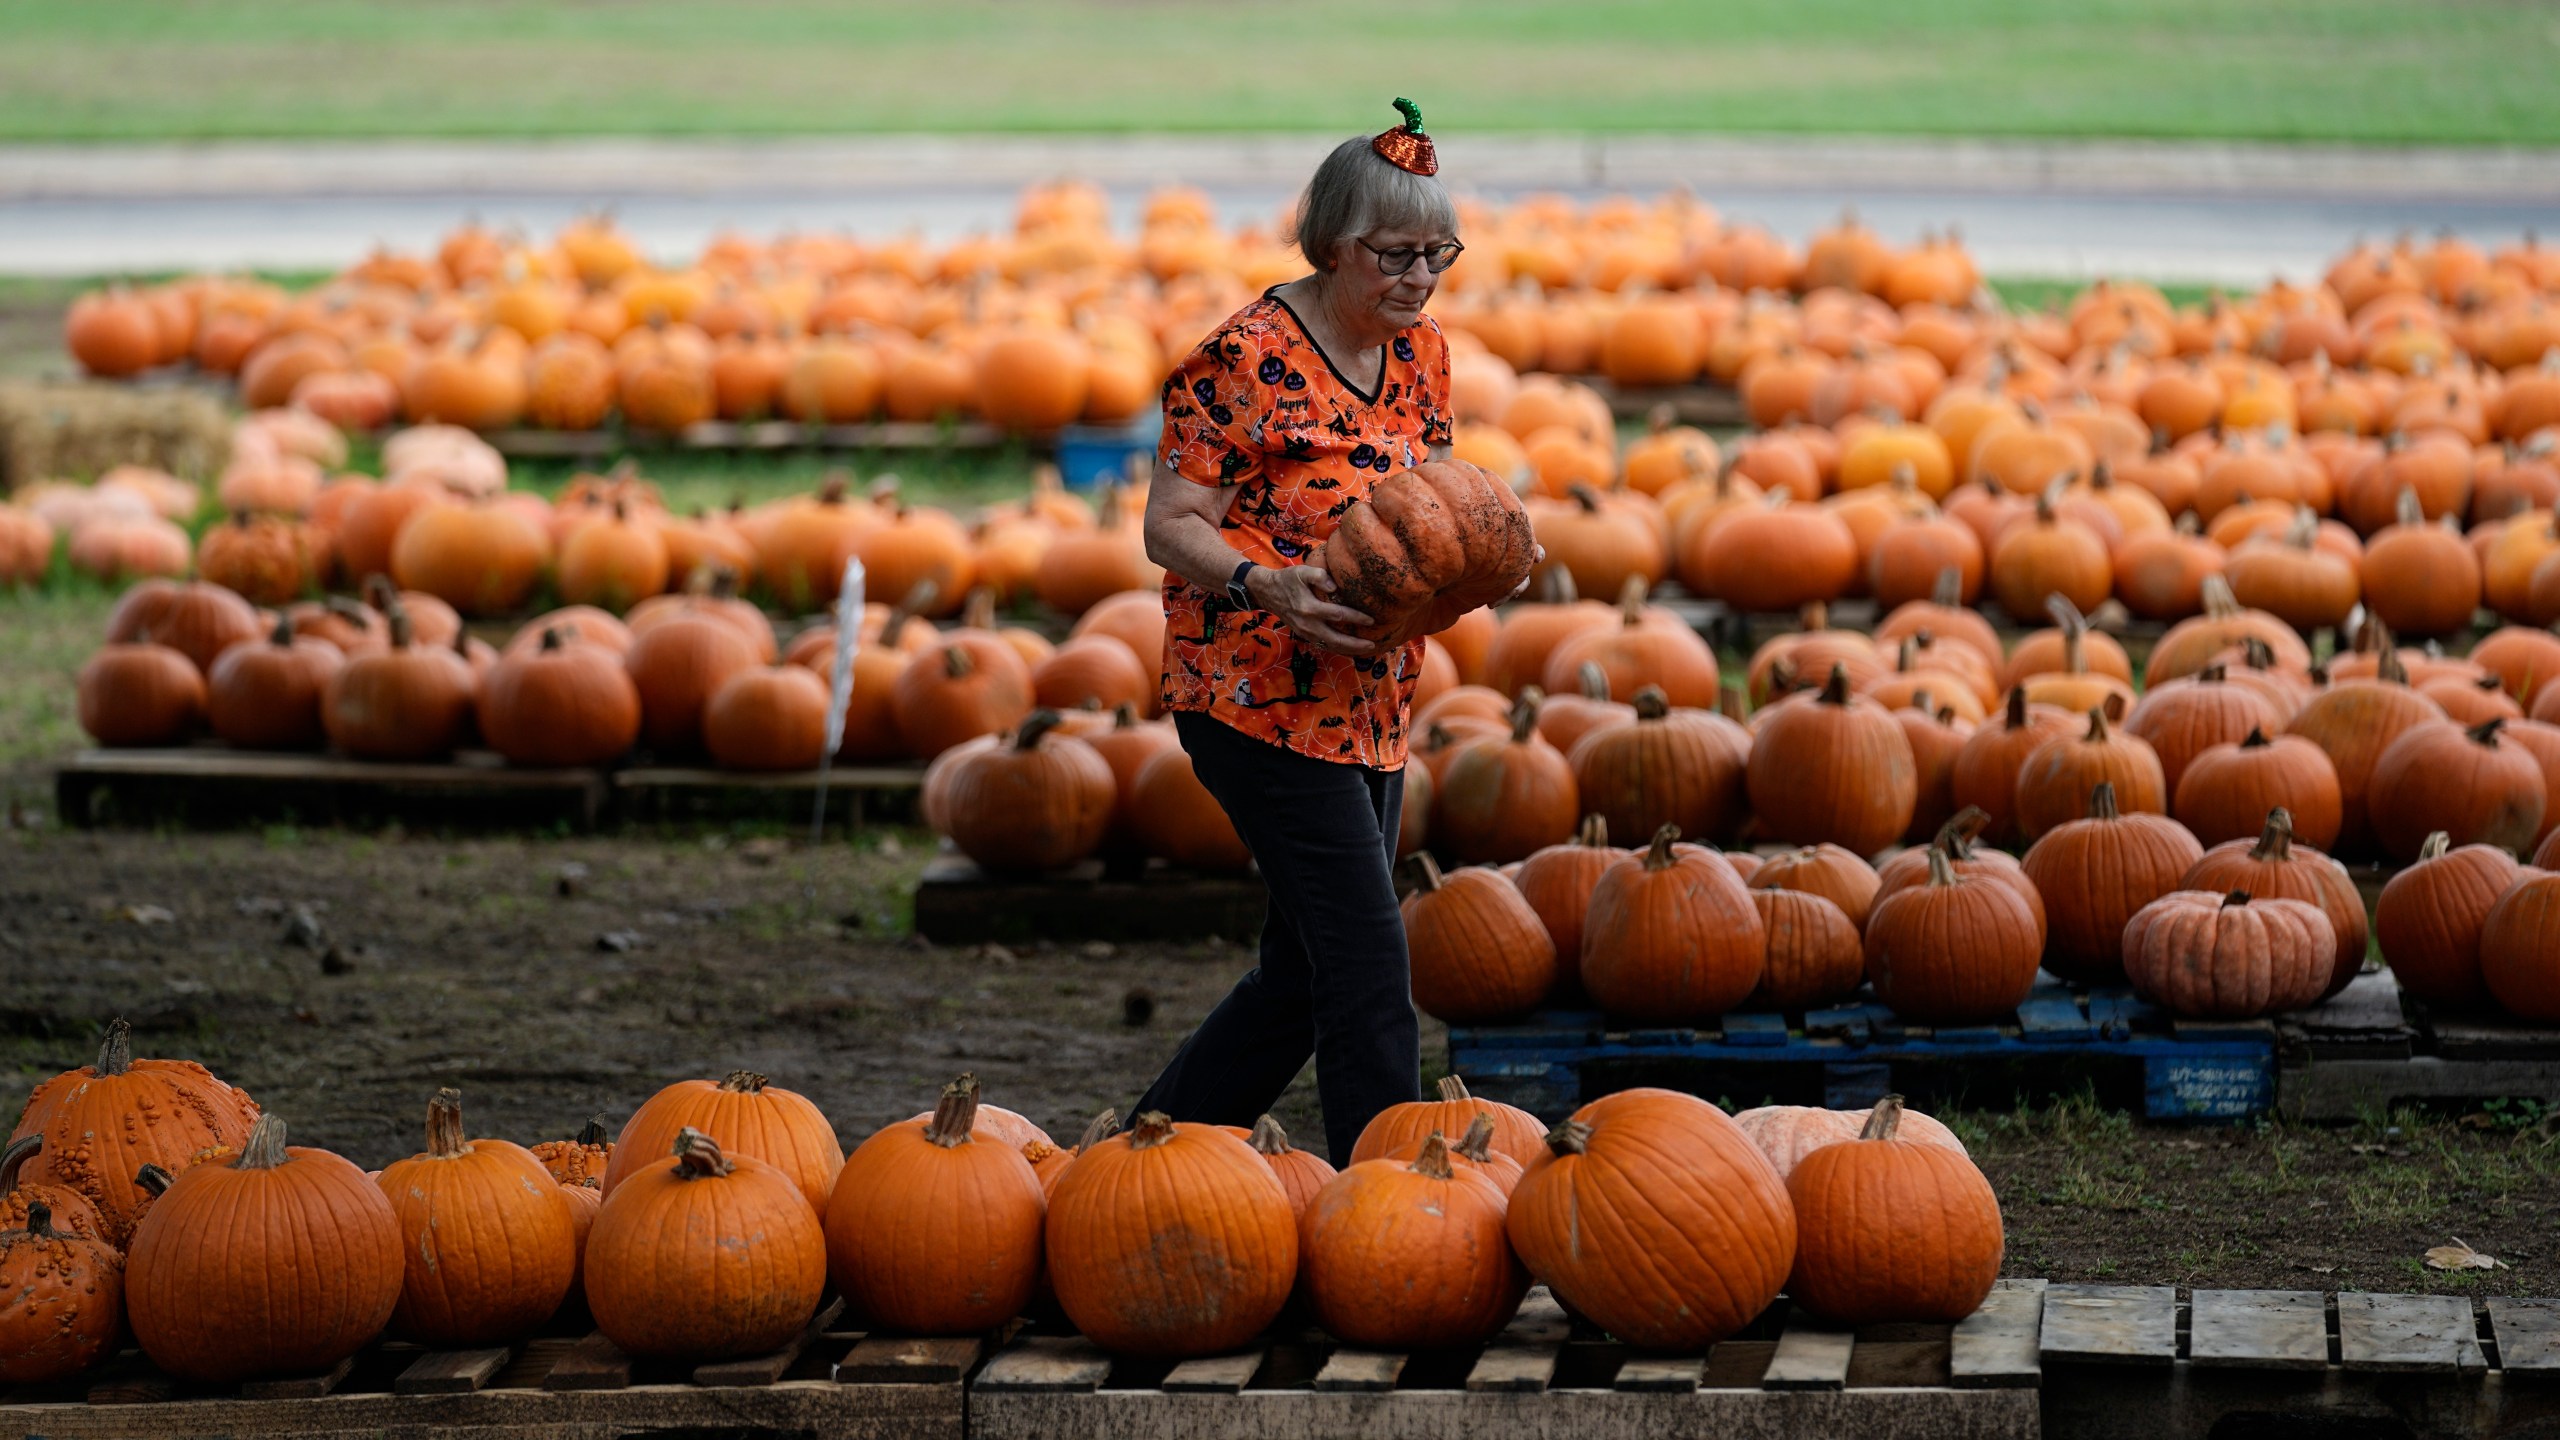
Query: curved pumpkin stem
[[925, 1074, 980, 1149], [1567, 483, 1604, 516], [1860, 1095, 1906, 1142], [20, 1199, 55, 1238], [1407, 1132, 1455, 1180], [1933, 566, 1963, 608], [1544, 1118, 1592, 1157], [0, 1134, 38, 1193], [576, 1115, 609, 1147], [1507, 689, 1543, 743], [1818, 663, 1852, 706], [93, 1018, 132, 1078], [2081, 706, 2112, 743], [1924, 848, 1959, 888], [2250, 808, 2296, 863], [1437, 1074, 1474, 1103], [2468, 716, 2509, 747], [718, 1071, 768, 1095], [941, 644, 976, 680], [1074, 1108, 1120, 1155], [1248, 1114, 1293, 1157], [1642, 823, 1682, 870], [1412, 852, 1446, 892], [2222, 889, 2254, 907], [2087, 781, 2121, 821], [1575, 814, 1609, 848], [1125, 1110, 1178, 1152], [134, 1162, 174, 1199], [1015, 710, 1064, 750], [1634, 687, 1671, 721], [1576, 662, 1610, 702], [2200, 573, 2242, 620], [425, 1087, 468, 1159], [239, 1113, 289, 1170], [1615, 575, 1648, 626], [671, 1126, 733, 1177], [1452, 1112, 1498, 1164], [1933, 806, 1991, 860], [2418, 831, 2452, 862], [2001, 685, 2029, 730]]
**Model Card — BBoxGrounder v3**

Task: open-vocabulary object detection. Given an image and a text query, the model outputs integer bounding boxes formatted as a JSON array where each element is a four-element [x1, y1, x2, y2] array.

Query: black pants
[[1134, 711, 1420, 1165]]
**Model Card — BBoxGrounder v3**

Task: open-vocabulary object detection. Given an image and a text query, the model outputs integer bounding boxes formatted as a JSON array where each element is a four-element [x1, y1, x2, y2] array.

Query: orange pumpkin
[[1864, 848, 2045, 1024], [935, 710, 1117, 873], [1785, 1096, 2003, 1325], [2018, 783, 2204, 984], [2377, 832, 2524, 1010], [587, 1128, 827, 1361], [1403, 853, 1557, 1024], [1580, 825, 1765, 1023], [376, 1089, 577, 1347], [1746, 665, 1918, 856], [1300, 1133, 1527, 1350], [825, 1076, 1045, 1336], [1731, 1101, 1969, 1181]]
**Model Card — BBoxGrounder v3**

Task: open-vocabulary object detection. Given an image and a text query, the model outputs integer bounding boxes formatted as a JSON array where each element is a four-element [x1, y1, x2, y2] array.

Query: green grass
[[0, 571, 113, 797], [1, 1, 2555, 145]]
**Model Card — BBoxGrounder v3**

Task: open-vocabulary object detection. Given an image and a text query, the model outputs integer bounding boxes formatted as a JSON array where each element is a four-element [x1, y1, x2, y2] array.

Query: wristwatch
[[1226, 559, 1260, 611]]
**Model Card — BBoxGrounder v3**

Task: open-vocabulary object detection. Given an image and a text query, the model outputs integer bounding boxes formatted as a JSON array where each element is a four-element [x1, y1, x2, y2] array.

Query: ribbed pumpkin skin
[[1872, 812, 2045, 935], [14, 1022, 261, 1246], [1300, 1143, 1527, 1349], [375, 1092, 578, 1347], [1730, 1103, 1968, 1181], [77, 642, 207, 747], [1748, 889, 1867, 1012], [585, 1135, 826, 1362], [324, 628, 476, 761], [2013, 710, 2167, 840], [477, 635, 642, 767], [1513, 820, 1629, 996], [0, 1203, 122, 1383], [1746, 669, 1917, 856], [937, 714, 1116, 873], [1749, 843, 1882, 931], [703, 665, 829, 771], [1351, 1077, 1547, 1173], [2368, 720, 2548, 862], [891, 635, 1035, 762], [1505, 1088, 1795, 1351], [1402, 858, 1558, 1025], [625, 614, 759, 755], [2482, 873, 2560, 1023], [1044, 1116, 1298, 1358], [1581, 831, 1766, 1024], [600, 1073, 844, 1213], [1785, 1105, 2003, 1325], [124, 1120, 403, 1383], [2174, 732, 2343, 850], [1567, 697, 1751, 848], [1951, 691, 2079, 847], [2377, 837, 2523, 1009], [1129, 747, 1253, 872], [1863, 855, 2045, 1025], [1316, 459, 1539, 650], [2284, 678, 2447, 857], [1431, 698, 1580, 865], [825, 1082, 1045, 1336], [208, 627, 343, 750], [2018, 792, 2204, 984], [2181, 810, 2371, 998], [2126, 674, 2282, 794], [1217, 1117, 1338, 1220], [2122, 891, 2335, 1019]]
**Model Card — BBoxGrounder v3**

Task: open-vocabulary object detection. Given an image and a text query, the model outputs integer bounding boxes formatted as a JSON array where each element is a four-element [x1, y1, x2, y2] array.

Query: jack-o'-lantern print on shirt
[[1157, 291, 1454, 768]]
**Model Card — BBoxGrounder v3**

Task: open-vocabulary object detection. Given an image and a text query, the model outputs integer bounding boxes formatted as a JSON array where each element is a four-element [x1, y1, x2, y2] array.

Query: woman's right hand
[[1247, 564, 1377, 657]]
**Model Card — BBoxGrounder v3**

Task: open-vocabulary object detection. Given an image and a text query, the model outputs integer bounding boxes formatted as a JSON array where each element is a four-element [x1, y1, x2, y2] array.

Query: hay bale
[[0, 380, 234, 494]]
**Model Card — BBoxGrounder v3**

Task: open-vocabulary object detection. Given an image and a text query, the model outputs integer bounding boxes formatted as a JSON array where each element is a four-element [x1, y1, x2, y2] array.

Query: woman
[[1135, 101, 1523, 1164]]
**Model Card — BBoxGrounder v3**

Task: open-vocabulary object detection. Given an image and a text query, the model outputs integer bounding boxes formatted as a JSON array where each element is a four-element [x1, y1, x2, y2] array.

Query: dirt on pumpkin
[[4, 822, 2556, 1298]]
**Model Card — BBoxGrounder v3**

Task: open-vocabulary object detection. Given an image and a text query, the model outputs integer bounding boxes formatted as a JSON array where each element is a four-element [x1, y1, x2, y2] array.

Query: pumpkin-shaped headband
[[1372, 98, 1438, 177]]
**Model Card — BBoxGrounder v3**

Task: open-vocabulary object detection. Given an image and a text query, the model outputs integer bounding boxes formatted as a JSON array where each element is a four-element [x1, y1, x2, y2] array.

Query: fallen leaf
[[596, 930, 643, 953], [2304, 1263, 2337, 1275], [124, 904, 174, 926], [2424, 1238, 2507, 1272]]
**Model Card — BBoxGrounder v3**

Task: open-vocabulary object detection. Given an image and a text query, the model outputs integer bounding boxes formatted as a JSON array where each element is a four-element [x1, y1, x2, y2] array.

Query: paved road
[[4, 136, 2557, 284]]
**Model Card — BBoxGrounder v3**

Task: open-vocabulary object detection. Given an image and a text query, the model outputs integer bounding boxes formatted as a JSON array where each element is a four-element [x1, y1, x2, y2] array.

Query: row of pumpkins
[[1, 1020, 2000, 1386]]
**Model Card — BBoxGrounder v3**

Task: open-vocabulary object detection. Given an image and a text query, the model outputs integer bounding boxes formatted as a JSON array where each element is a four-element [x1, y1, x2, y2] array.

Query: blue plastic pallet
[[1447, 978, 2276, 1123]]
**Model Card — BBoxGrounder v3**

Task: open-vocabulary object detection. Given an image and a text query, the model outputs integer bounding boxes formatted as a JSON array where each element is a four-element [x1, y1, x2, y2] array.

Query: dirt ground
[[6, 823, 2555, 1299]]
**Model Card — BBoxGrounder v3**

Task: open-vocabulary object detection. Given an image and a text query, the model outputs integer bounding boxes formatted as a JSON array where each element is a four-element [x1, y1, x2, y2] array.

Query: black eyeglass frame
[[1358, 238, 1466, 276]]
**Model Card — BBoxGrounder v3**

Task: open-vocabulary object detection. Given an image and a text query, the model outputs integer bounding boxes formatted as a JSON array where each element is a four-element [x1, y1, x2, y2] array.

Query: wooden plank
[[1950, 1280, 2044, 1389], [2041, 1284, 2176, 1367], [697, 1296, 845, 1387], [1465, 1290, 1570, 1393], [2488, 1297, 2560, 1373], [2292, 971, 2409, 1033], [84, 1356, 174, 1406], [838, 1335, 982, 1385], [2018, 995, 2095, 1042], [972, 1336, 1111, 1393], [1311, 1348, 1407, 1392], [1762, 1309, 1855, 1391], [2337, 1293, 2485, 1374], [2189, 1289, 2328, 1370], [540, 1331, 634, 1391], [1161, 1348, 1267, 1394], [614, 764, 923, 792], [240, 1354, 355, 1400], [395, 1346, 512, 1395], [65, 747, 597, 789], [1614, 1354, 1706, 1392], [2281, 1056, 2560, 1120], [1846, 1339, 1951, 1388]]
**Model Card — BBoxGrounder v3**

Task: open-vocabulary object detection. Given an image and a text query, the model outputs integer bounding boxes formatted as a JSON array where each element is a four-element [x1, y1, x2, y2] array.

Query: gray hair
[[1290, 136, 1458, 271]]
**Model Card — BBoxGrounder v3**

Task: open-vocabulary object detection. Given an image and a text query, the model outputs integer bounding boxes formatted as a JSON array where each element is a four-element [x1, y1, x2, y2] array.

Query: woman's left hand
[[1502, 545, 1547, 602]]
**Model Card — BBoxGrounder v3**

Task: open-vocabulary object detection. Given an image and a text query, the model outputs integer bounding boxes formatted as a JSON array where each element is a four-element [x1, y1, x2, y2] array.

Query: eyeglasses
[[1359, 238, 1465, 276]]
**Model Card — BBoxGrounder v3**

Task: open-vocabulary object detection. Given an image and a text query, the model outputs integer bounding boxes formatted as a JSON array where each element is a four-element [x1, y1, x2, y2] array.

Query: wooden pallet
[[477, 416, 1156, 462], [968, 1283, 2041, 1440], [912, 850, 1268, 945], [1449, 976, 2277, 1123], [2277, 970, 2560, 1121], [1580, 377, 1750, 428], [609, 762, 924, 827], [55, 747, 608, 831], [0, 1300, 968, 1440]]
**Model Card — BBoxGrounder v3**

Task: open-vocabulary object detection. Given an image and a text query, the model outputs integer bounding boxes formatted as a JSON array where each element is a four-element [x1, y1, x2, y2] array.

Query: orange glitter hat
[[1371, 98, 1437, 177]]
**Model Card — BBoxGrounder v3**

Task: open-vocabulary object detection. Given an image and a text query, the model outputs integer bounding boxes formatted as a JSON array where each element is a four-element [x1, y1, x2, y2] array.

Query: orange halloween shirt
[[1158, 292, 1454, 769]]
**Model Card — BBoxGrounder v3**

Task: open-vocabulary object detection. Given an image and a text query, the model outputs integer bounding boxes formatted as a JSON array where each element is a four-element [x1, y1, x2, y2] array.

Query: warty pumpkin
[[586, 1128, 826, 1361], [2180, 807, 2370, 997], [1730, 1100, 1968, 1181], [1351, 1076, 1547, 1174], [13, 1019, 262, 1246], [1403, 853, 1557, 1025], [124, 1115, 402, 1382], [529, 1115, 614, 1187], [377, 1088, 577, 1347], [1865, 848, 2045, 1024], [1300, 1132, 1527, 1350], [2018, 783, 2202, 984], [2123, 889, 2338, 1019], [1505, 1087, 1794, 1351], [0, 1135, 105, 1240], [937, 710, 1116, 872], [1044, 1112, 1297, 1358], [2368, 717, 2548, 861], [1746, 664, 1918, 857], [1580, 824, 1765, 1023], [1785, 1096, 2003, 1325], [825, 1076, 1045, 1336], [601, 1070, 843, 1213], [0, 1198, 122, 1383], [1431, 691, 1580, 864], [1568, 687, 1752, 850], [2174, 728, 2344, 850], [2013, 705, 2167, 840]]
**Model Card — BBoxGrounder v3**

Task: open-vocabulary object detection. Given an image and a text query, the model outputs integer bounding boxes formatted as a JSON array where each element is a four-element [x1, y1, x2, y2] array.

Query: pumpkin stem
[[1932, 566, 1962, 608], [1567, 483, 1603, 516], [1634, 686, 1670, 721], [1248, 1114, 1292, 1156], [1125, 1110, 1178, 1151], [93, 1018, 132, 1078], [1576, 661, 1610, 701], [1719, 682, 1749, 723], [425, 1087, 468, 1159], [1014, 709, 1064, 750], [1860, 1095, 1906, 1142], [671, 1126, 734, 1178], [942, 645, 975, 680], [133, 1162, 174, 1198], [2468, 716, 2509, 746], [540, 626, 565, 653], [2251, 807, 2295, 862], [21, 1199, 53, 1237], [1074, 1108, 1120, 1154], [962, 585, 997, 632], [1802, 601, 1830, 635], [576, 1115, 609, 1146], [1818, 663, 1852, 705], [1452, 1112, 1498, 1163], [1643, 823, 1681, 869], [2241, 727, 2270, 749], [1615, 575, 1648, 625], [238, 1113, 289, 1170], [0, 1134, 37, 1192], [2418, 831, 2452, 862], [1437, 1074, 1474, 1103], [1412, 851, 1446, 892], [2087, 781, 2120, 821], [718, 1071, 768, 1094], [2377, 645, 2411, 687], [1545, 1118, 1592, 1157], [267, 611, 294, 646], [1507, 690, 1542, 743], [1576, 813, 1609, 848], [924, 1074, 980, 1149], [1111, 701, 1139, 730], [2003, 685, 2029, 728], [1407, 1132, 1456, 1181], [2395, 487, 2423, 529], [1934, 806, 1990, 860], [2200, 573, 2241, 620], [1925, 847, 1958, 888], [2223, 889, 2254, 907]]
